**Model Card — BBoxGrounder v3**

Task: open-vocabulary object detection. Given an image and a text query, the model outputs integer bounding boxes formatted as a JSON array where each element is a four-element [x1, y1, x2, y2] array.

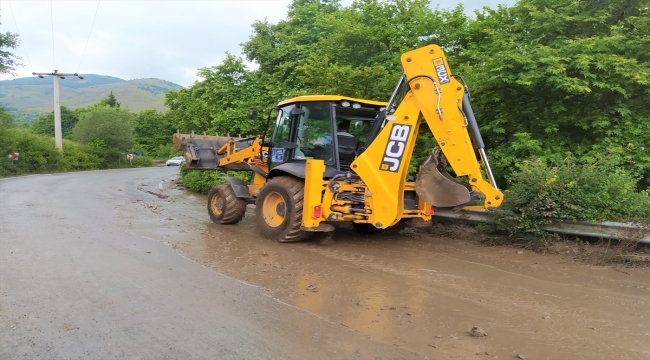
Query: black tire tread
[[255, 176, 306, 242], [207, 184, 247, 225]]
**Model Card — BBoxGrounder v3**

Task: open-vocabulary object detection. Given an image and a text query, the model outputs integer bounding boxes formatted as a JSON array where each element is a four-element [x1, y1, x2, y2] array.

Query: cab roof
[[277, 95, 387, 107]]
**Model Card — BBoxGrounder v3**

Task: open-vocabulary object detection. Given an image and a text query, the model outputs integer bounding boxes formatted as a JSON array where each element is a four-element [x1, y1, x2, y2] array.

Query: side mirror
[[248, 109, 257, 120], [290, 107, 305, 116]]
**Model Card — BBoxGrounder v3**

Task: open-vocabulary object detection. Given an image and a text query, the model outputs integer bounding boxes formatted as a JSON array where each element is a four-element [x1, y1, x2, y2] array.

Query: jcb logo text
[[380, 124, 411, 172]]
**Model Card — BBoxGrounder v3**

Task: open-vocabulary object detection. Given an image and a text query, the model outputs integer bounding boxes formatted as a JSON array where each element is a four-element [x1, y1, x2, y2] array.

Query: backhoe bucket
[[415, 148, 471, 208]]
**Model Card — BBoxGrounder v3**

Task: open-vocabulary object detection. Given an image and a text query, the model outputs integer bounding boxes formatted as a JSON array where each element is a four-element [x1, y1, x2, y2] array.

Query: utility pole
[[32, 70, 84, 151]]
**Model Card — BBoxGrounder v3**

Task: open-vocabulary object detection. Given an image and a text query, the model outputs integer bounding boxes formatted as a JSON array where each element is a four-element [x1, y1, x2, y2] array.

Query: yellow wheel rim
[[210, 194, 224, 216], [262, 191, 286, 228]]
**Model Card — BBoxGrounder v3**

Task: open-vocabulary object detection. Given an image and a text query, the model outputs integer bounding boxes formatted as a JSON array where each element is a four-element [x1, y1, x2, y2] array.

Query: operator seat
[[337, 135, 360, 172]]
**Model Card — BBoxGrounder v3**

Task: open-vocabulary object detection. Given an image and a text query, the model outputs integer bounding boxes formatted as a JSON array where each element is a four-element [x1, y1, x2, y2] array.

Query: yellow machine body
[[174, 44, 503, 240]]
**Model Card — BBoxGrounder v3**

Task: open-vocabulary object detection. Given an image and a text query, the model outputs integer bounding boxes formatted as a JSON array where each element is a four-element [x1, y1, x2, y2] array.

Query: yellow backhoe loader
[[172, 44, 503, 241]]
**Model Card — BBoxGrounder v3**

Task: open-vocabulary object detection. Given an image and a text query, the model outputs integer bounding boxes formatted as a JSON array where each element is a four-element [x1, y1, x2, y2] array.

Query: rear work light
[[313, 205, 322, 219]]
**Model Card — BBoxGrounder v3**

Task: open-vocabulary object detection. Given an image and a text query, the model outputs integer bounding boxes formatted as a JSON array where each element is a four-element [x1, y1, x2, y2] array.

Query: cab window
[[293, 102, 335, 166]]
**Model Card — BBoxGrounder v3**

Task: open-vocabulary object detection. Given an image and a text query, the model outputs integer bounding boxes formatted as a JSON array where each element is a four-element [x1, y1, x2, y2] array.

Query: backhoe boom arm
[[349, 45, 503, 228], [401, 45, 503, 209]]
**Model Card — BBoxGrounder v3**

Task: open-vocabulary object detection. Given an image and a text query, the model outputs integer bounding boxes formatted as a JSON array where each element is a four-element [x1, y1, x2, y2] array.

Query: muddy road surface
[[1, 168, 648, 359]]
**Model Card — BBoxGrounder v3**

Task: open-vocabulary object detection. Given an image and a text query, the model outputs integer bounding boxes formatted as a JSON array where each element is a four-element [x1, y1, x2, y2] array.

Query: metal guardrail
[[434, 209, 650, 244]]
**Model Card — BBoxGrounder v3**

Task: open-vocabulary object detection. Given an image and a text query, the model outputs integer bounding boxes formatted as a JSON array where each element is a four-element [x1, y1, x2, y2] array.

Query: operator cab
[[270, 96, 386, 178]]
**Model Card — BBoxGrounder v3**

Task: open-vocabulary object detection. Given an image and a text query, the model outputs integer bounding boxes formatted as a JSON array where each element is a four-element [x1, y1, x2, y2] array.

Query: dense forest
[[1, 0, 649, 226]]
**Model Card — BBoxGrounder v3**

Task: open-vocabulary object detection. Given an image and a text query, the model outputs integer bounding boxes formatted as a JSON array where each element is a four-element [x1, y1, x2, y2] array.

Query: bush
[[0, 128, 105, 176], [129, 156, 153, 168], [487, 156, 650, 237], [1, 101, 155, 177], [60, 139, 103, 171], [0, 128, 62, 176], [179, 167, 251, 194]]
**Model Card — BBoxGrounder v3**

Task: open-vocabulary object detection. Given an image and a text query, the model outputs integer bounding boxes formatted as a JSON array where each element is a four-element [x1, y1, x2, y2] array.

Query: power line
[[7, 0, 34, 72], [77, 0, 101, 73], [50, 0, 55, 69]]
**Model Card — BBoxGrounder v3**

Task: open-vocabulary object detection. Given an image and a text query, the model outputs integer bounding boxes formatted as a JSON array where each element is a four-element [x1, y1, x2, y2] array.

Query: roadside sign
[[7, 152, 19, 160], [126, 153, 133, 160]]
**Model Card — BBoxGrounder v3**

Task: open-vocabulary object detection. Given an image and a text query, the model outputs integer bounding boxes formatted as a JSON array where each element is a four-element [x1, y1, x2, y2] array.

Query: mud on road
[[129, 171, 650, 360]]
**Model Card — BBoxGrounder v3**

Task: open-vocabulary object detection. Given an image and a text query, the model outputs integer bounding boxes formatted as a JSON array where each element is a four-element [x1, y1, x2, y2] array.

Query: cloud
[[2, 0, 513, 87], [2, 0, 293, 86]]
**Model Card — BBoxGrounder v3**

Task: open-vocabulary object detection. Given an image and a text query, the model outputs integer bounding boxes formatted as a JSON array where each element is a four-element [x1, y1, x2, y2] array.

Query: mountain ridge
[[0, 75, 183, 123]]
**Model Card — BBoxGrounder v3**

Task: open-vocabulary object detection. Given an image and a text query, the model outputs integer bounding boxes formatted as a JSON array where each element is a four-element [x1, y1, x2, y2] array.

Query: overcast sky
[[1, 0, 513, 87]]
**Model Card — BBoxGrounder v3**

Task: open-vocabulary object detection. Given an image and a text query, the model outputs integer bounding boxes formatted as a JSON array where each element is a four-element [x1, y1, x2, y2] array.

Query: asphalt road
[[0, 168, 410, 359], [1, 167, 649, 359]]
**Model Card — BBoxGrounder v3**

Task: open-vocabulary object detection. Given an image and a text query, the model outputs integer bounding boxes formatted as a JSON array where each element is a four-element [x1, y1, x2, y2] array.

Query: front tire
[[255, 176, 306, 242], [207, 184, 247, 224]]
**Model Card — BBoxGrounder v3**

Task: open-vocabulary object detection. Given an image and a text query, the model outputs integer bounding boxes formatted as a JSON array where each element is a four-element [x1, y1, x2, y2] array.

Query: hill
[[0, 75, 183, 123]]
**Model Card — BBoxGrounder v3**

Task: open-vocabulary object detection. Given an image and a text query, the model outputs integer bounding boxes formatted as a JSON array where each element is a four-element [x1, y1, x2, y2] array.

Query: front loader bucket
[[415, 148, 471, 208], [172, 133, 252, 171]]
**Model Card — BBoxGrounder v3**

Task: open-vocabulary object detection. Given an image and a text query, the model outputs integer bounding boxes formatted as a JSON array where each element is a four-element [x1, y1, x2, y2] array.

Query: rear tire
[[255, 176, 306, 242], [207, 184, 247, 224]]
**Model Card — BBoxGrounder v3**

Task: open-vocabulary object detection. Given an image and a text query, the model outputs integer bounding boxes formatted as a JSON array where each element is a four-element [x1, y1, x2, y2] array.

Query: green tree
[[98, 91, 121, 108], [30, 106, 79, 138], [0, 31, 21, 75], [134, 109, 175, 154], [165, 54, 273, 136], [167, 0, 465, 136], [71, 91, 126, 126], [293, 0, 467, 99], [73, 107, 134, 161], [242, 0, 342, 92], [242, 0, 467, 100], [164, 82, 213, 133], [460, 0, 650, 184], [0, 106, 16, 128]]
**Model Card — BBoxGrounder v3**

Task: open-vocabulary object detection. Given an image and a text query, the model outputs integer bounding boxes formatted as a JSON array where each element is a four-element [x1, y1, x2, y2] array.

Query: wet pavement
[[1, 167, 649, 359]]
